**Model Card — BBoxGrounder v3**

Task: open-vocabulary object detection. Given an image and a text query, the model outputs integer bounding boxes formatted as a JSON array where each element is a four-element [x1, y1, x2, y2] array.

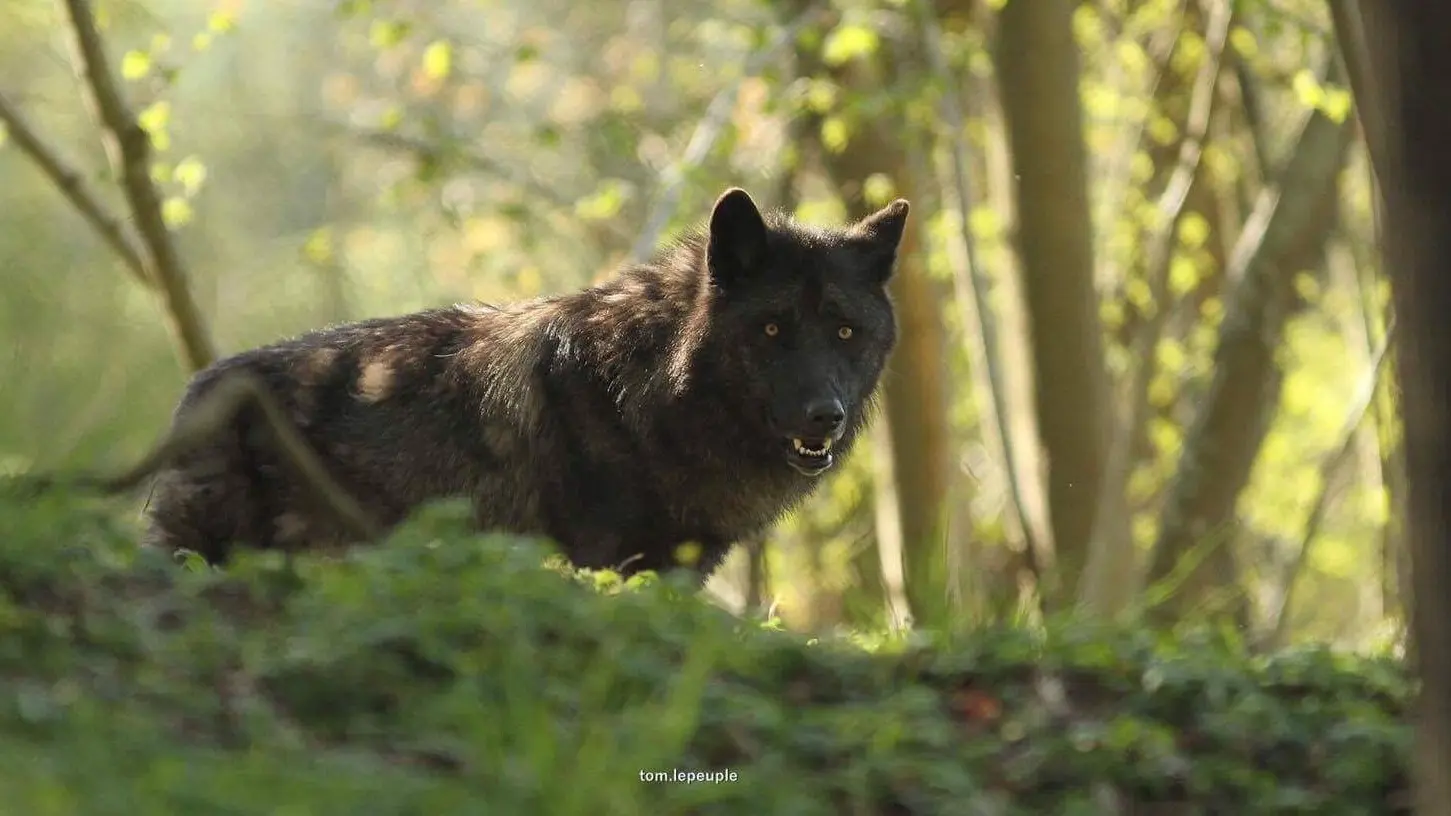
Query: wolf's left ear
[[847, 199, 910, 283], [707, 188, 769, 287]]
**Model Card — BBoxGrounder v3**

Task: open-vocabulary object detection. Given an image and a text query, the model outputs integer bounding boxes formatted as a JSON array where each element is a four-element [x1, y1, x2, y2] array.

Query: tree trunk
[[804, 55, 955, 628], [995, 0, 1111, 603], [1361, 4, 1451, 812], [1145, 83, 1353, 627], [877, 173, 953, 628], [784, 7, 955, 628]]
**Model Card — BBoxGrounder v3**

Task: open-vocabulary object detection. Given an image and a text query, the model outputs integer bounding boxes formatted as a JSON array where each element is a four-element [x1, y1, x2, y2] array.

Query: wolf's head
[[699, 187, 909, 477]]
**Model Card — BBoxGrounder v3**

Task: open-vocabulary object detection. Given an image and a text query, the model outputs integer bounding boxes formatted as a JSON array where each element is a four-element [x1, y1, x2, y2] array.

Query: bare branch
[[628, 4, 828, 263], [59, 0, 216, 372], [0, 91, 153, 289], [1263, 319, 1397, 650]]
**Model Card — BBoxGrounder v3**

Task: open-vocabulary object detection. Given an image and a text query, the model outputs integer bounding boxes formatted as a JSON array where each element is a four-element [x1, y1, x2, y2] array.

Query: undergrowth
[[0, 491, 1413, 814]]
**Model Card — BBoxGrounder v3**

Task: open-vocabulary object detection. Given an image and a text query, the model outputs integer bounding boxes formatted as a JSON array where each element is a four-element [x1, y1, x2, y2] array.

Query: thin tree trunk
[[60, 0, 216, 372], [973, 70, 1055, 580], [869, 416, 914, 630], [995, 0, 1112, 604], [879, 162, 953, 628], [795, 20, 955, 629]]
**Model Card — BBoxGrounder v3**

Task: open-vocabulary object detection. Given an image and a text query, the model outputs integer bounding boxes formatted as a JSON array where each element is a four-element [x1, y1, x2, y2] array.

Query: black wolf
[[146, 188, 909, 581]]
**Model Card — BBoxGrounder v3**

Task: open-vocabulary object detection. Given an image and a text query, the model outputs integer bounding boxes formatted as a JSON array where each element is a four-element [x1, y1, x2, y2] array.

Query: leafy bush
[[0, 492, 1413, 814]]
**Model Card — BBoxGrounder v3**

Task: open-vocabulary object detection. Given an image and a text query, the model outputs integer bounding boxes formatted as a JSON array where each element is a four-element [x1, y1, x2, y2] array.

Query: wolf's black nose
[[803, 398, 846, 436]]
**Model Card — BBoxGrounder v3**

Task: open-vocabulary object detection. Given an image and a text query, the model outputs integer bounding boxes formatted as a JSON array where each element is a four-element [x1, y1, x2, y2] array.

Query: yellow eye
[[764, 322, 780, 337], [837, 326, 854, 340]]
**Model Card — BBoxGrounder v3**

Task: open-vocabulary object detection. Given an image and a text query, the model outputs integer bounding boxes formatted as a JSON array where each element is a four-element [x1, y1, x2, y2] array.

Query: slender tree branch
[[0, 91, 153, 289], [9, 372, 381, 542], [59, 0, 216, 372], [628, 3, 828, 262], [1263, 318, 1396, 650]]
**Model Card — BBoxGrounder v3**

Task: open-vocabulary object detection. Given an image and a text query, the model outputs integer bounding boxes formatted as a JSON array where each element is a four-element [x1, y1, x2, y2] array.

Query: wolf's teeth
[[792, 437, 832, 458]]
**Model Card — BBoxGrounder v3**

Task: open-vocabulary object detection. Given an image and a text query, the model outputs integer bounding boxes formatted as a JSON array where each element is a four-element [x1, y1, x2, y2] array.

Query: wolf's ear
[[847, 199, 910, 284], [707, 188, 769, 287]]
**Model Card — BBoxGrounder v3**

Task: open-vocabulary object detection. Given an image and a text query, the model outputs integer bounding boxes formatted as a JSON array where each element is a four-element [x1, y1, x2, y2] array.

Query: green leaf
[[208, 10, 237, 33], [1229, 26, 1258, 59], [820, 116, 849, 153], [801, 78, 838, 114], [138, 101, 171, 151], [821, 24, 879, 67], [574, 180, 630, 221], [862, 174, 896, 208], [1291, 69, 1324, 110], [121, 50, 151, 80], [138, 100, 170, 133], [335, 0, 372, 17], [1177, 212, 1210, 249], [369, 19, 410, 49], [422, 40, 452, 80], [174, 156, 208, 196], [161, 197, 193, 228], [1168, 255, 1200, 296], [303, 227, 334, 265], [968, 206, 1002, 241], [1322, 87, 1353, 124]]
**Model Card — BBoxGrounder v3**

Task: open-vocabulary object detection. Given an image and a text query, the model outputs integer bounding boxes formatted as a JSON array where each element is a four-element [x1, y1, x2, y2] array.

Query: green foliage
[[0, 493, 1412, 814]]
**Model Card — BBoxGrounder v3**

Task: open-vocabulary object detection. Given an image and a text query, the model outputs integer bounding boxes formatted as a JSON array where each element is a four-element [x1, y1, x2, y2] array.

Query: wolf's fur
[[146, 188, 909, 580]]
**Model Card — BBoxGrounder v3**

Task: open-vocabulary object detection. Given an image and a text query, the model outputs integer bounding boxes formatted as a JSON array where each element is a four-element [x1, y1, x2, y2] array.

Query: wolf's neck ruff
[[145, 187, 909, 582]]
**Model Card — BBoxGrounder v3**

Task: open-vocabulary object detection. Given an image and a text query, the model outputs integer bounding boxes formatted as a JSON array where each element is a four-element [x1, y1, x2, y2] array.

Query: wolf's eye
[[764, 322, 780, 337], [837, 326, 854, 340]]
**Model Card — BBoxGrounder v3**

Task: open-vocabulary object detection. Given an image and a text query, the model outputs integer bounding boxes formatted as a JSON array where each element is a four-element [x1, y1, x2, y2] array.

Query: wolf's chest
[[668, 465, 816, 540]]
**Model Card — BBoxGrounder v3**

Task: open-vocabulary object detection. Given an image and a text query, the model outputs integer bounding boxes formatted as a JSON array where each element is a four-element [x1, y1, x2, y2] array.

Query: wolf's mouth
[[786, 436, 834, 476]]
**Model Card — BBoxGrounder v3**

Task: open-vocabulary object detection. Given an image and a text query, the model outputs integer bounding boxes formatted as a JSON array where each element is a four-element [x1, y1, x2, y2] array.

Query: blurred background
[[0, 0, 1394, 648]]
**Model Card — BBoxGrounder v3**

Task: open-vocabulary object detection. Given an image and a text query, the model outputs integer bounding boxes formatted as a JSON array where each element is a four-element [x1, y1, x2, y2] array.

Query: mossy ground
[[0, 491, 1413, 814]]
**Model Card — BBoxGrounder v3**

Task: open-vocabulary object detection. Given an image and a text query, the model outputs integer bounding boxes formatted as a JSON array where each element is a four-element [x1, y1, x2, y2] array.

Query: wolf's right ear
[[847, 199, 911, 281], [707, 188, 768, 286]]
